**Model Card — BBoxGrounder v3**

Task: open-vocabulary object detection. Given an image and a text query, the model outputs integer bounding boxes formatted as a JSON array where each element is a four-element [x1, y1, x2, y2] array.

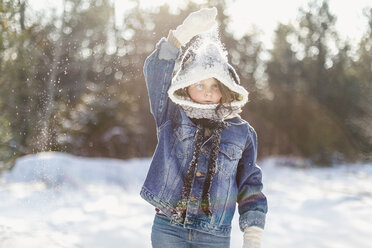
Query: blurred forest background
[[1, 0, 372, 172]]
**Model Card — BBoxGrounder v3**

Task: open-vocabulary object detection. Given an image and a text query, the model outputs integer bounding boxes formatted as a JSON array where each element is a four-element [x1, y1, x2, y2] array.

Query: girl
[[140, 7, 268, 248]]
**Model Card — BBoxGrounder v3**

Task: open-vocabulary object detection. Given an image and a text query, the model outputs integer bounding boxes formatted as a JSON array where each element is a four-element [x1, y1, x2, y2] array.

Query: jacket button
[[196, 171, 204, 177], [201, 147, 207, 153], [190, 196, 198, 202]]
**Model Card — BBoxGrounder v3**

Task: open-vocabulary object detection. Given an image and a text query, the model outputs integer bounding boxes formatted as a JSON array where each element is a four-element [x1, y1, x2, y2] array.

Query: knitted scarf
[[171, 118, 229, 224]]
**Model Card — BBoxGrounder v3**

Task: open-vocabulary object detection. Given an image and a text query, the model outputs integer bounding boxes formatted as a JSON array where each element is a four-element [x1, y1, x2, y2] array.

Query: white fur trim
[[168, 65, 248, 109], [167, 37, 249, 111], [182, 105, 242, 120]]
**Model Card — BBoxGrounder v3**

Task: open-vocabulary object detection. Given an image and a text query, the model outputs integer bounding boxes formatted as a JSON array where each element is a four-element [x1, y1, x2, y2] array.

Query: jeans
[[151, 213, 231, 248]]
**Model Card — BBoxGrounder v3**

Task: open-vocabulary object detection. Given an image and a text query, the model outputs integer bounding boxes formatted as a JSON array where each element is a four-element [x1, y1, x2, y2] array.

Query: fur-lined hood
[[167, 35, 249, 111]]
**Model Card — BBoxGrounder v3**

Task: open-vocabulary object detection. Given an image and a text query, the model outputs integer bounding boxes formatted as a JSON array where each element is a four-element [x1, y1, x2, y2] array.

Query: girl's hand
[[242, 226, 263, 248], [172, 7, 218, 46]]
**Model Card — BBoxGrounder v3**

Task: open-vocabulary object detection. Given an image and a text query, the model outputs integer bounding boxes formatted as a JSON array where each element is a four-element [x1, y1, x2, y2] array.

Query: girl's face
[[187, 78, 222, 104]]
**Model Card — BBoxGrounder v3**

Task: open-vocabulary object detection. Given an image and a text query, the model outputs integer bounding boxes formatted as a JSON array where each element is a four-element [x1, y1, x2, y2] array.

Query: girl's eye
[[212, 84, 219, 89], [195, 82, 204, 90]]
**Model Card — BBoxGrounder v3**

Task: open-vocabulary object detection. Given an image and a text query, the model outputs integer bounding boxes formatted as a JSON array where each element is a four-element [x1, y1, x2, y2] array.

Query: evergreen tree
[[264, 0, 369, 164]]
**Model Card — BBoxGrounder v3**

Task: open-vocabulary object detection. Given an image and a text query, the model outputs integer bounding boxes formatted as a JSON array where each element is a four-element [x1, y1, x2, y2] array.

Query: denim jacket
[[140, 37, 268, 237]]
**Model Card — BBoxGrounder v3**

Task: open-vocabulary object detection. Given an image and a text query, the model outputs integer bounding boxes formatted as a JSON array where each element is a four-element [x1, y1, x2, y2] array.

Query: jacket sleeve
[[236, 125, 268, 232], [143, 37, 180, 128]]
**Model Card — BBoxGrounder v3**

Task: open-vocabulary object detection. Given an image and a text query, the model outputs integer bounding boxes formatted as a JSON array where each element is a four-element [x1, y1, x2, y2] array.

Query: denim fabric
[[140, 37, 268, 238], [151, 213, 231, 248]]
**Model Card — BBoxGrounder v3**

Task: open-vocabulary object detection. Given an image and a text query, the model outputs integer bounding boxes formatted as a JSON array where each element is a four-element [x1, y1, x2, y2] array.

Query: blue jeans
[[151, 213, 231, 248]]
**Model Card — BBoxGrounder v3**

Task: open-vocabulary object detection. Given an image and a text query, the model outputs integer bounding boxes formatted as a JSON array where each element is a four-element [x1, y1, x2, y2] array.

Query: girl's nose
[[204, 88, 212, 96]]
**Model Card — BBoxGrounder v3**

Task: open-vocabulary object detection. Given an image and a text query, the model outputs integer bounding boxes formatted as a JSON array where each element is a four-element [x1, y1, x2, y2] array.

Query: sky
[[227, 0, 372, 47], [27, 0, 372, 49]]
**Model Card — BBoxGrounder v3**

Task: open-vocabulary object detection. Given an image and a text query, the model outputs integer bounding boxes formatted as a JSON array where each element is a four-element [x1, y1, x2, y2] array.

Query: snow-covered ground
[[0, 152, 371, 248]]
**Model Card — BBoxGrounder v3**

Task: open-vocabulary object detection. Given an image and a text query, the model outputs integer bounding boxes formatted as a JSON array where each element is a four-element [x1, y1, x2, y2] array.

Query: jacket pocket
[[173, 125, 195, 158], [218, 142, 243, 176]]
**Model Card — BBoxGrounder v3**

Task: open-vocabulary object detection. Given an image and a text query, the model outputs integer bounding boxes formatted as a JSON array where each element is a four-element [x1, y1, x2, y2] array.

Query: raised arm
[[143, 37, 180, 128], [143, 7, 218, 127]]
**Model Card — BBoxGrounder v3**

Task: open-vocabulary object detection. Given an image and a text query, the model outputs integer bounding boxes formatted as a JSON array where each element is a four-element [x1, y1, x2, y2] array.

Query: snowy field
[[0, 152, 371, 248]]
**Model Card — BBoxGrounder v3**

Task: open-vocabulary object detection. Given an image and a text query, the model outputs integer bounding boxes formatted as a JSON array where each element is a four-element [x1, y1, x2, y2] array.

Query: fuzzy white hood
[[167, 36, 249, 111]]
